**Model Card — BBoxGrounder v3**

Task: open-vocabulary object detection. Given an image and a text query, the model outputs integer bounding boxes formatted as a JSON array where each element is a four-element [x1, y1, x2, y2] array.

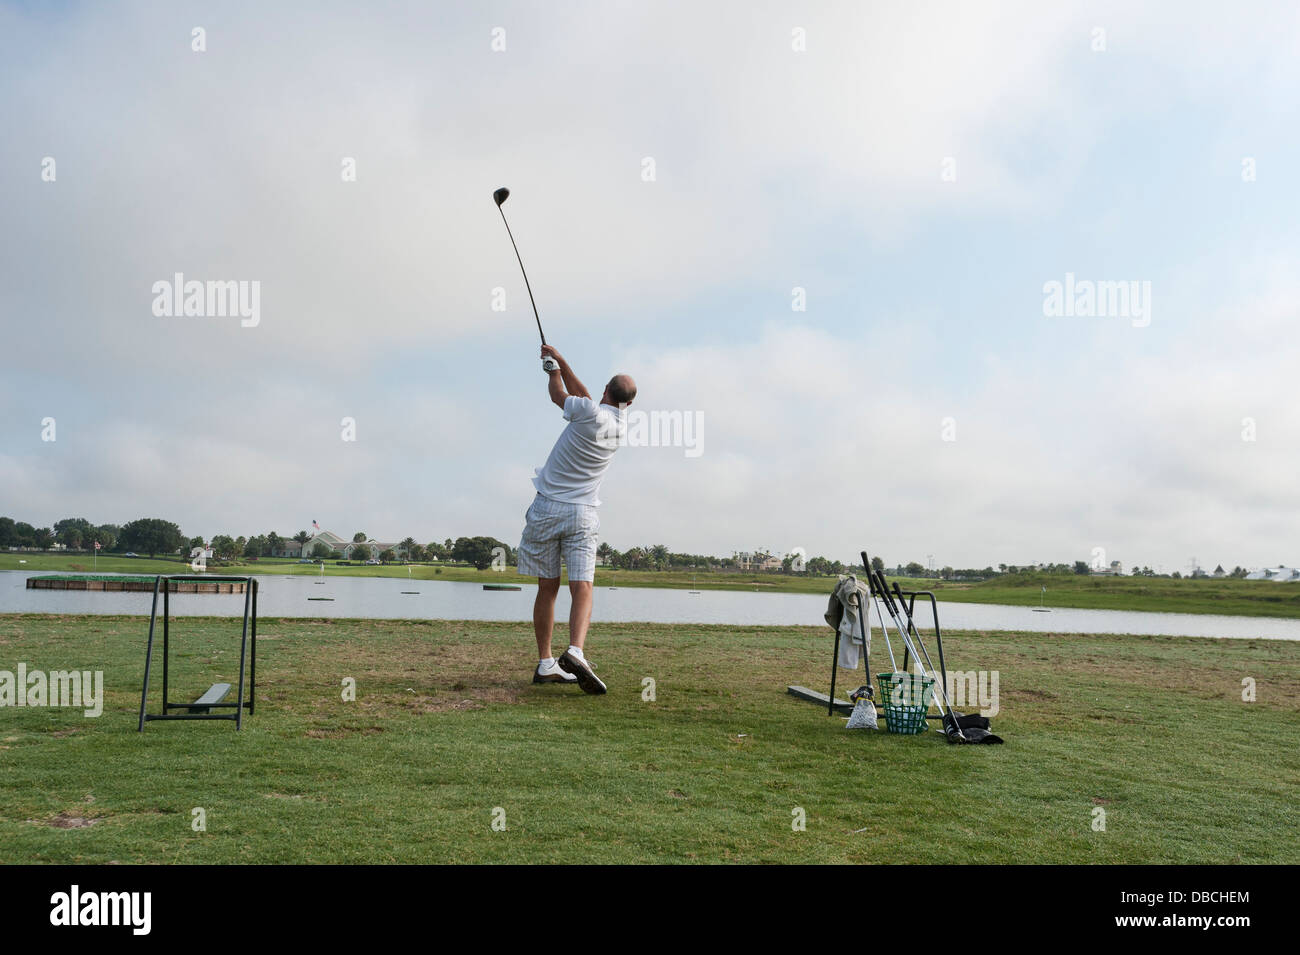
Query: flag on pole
[[312, 520, 320, 531], [94, 541, 101, 550]]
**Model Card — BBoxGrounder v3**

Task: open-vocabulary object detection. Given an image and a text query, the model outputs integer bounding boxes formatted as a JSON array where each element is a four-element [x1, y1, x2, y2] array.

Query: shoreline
[[2, 557, 1298, 619]]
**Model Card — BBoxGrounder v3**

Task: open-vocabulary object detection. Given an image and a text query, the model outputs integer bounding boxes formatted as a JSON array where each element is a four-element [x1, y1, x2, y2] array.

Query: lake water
[[2, 570, 1297, 639]]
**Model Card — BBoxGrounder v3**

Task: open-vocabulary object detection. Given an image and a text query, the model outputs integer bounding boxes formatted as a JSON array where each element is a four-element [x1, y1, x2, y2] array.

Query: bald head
[[604, 374, 637, 407]]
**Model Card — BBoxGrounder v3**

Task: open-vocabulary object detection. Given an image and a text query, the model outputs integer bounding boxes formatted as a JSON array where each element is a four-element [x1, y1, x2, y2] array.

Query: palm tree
[[400, 537, 417, 559], [293, 530, 311, 544]]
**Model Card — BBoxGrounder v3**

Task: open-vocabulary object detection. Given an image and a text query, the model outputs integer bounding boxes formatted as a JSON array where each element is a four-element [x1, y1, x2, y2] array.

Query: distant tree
[[97, 525, 120, 551], [211, 535, 236, 559], [451, 536, 511, 570], [1231, 566, 1248, 578], [353, 532, 367, 543], [54, 517, 95, 538], [243, 535, 267, 558], [33, 527, 56, 549], [293, 530, 311, 544], [380, 548, 397, 563], [311, 542, 332, 559], [871, 556, 884, 574], [54, 518, 94, 549], [941, 566, 954, 579], [409, 544, 426, 562], [1073, 561, 1091, 575], [352, 543, 371, 561], [0, 517, 16, 547], [119, 518, 185, 557], [266, 532, 283, 556], [1171, 571, 1182, 579], [14, 522, 36, 546], [400, 537, 417, 559], [805, 556, 832, 575], [904, 561, 925, 577]]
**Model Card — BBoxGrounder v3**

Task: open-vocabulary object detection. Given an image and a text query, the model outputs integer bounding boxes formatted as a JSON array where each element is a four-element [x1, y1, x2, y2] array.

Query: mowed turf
[[1, 614, 1296, 864]]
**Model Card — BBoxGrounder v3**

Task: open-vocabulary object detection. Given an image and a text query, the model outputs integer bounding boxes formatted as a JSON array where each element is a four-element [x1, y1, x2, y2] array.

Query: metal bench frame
[[138, 575, 257, 731]]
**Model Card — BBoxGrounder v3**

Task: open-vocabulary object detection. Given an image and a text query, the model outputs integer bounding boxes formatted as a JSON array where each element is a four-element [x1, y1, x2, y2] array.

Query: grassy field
[[6, 553, 1299, 618], [927, 572, 1300, 619], [1, 613, 1296, 864]]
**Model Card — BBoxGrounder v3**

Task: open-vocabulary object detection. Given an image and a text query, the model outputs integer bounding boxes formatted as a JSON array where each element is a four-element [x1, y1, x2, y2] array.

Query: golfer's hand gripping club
[[540, 345, 561, 373]]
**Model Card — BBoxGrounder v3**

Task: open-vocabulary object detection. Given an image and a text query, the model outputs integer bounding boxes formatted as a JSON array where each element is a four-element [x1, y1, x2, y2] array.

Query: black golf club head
[[493, 187, 510, 206]]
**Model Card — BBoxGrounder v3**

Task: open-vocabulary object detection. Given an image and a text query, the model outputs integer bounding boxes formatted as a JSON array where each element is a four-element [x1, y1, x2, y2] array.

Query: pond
[[1, 570, 1297, 639]]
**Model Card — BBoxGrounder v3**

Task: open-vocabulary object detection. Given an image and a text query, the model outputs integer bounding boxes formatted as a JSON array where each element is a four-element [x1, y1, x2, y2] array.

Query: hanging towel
[[825, 575, 871, 669]]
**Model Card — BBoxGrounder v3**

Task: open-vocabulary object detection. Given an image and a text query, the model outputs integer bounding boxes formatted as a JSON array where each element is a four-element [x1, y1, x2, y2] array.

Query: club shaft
[[497, 207, 546, 346]]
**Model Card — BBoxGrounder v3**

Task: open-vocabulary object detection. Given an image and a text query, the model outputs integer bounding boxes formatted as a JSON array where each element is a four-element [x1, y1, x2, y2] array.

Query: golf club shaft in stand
[[864, 551, 962, 735], [890, 580, 963, 726], [875, 572, 942, 714]]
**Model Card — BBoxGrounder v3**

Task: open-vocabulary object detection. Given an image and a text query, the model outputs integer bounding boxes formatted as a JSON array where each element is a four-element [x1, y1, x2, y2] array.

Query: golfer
[[518, 344, 635, 694]]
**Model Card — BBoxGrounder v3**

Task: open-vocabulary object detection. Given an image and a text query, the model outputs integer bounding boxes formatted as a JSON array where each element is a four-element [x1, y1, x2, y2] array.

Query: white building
[[1245, 566, 1299, 581], [302, 530, 401, 560]]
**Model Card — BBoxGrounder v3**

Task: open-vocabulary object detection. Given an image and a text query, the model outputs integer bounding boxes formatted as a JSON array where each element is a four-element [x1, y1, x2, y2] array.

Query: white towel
[[828, 575, 871, 669]]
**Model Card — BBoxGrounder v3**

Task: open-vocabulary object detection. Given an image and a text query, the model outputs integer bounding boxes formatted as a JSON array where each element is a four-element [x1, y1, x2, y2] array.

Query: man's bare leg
[[568, 580, 593, 650], [534, 576, 561, 658]]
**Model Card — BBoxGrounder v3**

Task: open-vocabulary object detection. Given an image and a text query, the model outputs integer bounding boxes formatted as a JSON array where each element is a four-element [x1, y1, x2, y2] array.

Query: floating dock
[[26, 575, 246, 594]]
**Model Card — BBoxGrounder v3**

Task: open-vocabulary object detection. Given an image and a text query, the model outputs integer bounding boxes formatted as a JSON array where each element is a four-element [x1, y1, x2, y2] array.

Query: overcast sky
[[2, 0, 1297, 571]]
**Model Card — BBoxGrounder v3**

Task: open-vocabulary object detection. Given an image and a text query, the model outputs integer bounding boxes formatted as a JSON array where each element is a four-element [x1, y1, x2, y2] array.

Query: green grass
[[1, 613, 1296, 863], [927, 572, 1300, 618]]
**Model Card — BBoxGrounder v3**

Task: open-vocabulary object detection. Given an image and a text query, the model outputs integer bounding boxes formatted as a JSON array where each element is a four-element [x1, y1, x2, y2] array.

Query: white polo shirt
[[531, 396, 626, 506]]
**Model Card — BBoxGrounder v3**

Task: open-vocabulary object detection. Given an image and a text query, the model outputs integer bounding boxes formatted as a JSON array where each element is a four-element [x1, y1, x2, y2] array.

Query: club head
[[493, 187, 510, 206]]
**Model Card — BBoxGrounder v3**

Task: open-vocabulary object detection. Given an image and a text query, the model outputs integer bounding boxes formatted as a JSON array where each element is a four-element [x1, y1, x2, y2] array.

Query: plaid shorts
[[517, 494, 600, 582]]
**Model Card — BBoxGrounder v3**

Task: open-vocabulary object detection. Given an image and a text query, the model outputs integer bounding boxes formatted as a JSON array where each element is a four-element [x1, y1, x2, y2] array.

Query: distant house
[[301, 530, 399, 560], [275, 540, 305, 558], [1091, 560, 1124, 576], [348, 539, 400, 559], [735, 551, 783, 572], [1213, 564, 1226, 578], [1245, 566, 1300, 581]]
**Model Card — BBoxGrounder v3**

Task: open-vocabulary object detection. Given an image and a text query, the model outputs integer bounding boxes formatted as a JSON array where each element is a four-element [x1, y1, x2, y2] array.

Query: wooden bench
[[186, 682, 233, 714]]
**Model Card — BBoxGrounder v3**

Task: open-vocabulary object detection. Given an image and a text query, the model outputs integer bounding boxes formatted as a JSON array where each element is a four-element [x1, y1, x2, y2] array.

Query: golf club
[[493, 187, 559, 372], [865, 553, 965, 738]]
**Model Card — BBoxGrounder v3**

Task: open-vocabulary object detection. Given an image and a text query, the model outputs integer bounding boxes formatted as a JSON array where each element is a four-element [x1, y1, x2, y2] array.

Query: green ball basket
[[876, 672, 935, 735]]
